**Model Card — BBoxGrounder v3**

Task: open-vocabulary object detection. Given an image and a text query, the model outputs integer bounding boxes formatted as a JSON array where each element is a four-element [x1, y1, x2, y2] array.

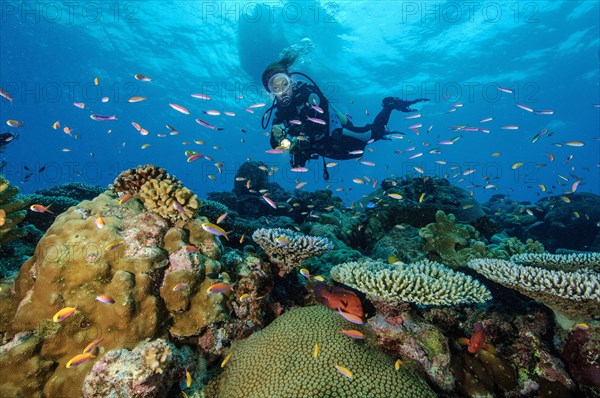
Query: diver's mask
[[268, 73, 293, 106]]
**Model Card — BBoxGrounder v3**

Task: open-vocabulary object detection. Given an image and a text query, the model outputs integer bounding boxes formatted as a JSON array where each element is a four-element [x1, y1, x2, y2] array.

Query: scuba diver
[[0, 132, 15, 152], [261, 54, 429, 179]]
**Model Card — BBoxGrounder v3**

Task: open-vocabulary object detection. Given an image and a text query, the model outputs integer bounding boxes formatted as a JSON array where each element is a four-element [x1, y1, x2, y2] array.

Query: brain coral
[[204, 305, 436, 397], [468, 252, 600, 328], [330, 259, 491, 306]]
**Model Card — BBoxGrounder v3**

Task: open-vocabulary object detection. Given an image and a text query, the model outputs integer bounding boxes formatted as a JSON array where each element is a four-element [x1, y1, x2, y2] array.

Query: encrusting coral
[[330, 259, 492, 306], [0, 175, 28, 247], [468, 252, 600, 329], [204, 305, 436, 397], [82, 338, 196, 398], [252, 227, 333, 275]]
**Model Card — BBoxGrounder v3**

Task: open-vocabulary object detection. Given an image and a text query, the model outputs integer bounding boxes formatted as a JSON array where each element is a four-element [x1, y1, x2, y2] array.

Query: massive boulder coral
[[468, 252, 600, 328], [1, 190, 227, 396], [0, 175, 28, 247], [204, 305, 436, 397], [252, 227, 333, 275], [331, 259, 491, 306]]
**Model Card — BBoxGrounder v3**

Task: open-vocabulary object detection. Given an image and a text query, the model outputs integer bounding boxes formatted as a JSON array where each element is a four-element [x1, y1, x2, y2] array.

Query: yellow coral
[[138, 178, 199, 225], [204, 306, 435, 397]]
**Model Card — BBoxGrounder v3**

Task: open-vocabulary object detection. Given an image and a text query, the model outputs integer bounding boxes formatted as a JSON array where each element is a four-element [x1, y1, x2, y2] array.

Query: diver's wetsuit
[[269, 81, 426, 167], [0, 133, 14, 151]]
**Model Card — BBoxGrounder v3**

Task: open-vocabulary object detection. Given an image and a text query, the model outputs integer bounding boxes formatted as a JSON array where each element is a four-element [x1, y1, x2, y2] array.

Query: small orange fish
[[340, 329, 365, 340], [207, 282, 233, 294], [66, 352, 94, 368], [0, 209, 5, 227], [173, 282, 189, 292], [30, 204, 54, 214], [118, 194, 134, 204], [313, 342, 319, 358], [52, 121, 60, 129], [53, 307, 77, 322], [95, 216, 105, 229], [83, 337, 104, 354]]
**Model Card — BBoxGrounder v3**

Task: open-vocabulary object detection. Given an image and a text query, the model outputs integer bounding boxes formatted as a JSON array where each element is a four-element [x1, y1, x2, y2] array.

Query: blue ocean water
[[0, 0, 598, 205]]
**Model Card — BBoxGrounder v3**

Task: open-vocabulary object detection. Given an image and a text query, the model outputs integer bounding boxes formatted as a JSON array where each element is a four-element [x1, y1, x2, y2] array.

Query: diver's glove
[[272, 124, 288, 140]]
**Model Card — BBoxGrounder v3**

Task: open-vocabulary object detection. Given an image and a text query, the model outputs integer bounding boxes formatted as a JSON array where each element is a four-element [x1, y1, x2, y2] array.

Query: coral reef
[[331, 259, 491, 306], [204, 305, 436, 397], [82, 338, 197, 397], [561, 326, 600, 391], [485, 192, 600, 252], [362, 176, 485, 246], [252, 227, 333, 275], [0, 175, 28, 248], [370, 224, 426, 264], [468, 253, 600, 328]]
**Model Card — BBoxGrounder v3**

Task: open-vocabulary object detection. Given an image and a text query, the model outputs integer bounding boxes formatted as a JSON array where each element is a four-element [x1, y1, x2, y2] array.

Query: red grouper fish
[[459, 322, 495, 354]]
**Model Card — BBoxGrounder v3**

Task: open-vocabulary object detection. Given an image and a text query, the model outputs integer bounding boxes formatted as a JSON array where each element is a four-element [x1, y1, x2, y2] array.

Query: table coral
[[468, 253, 600, 329], [252, 227, 333, 275], [0, 175, 28, 248], [204, 305, 436, 397], [330, 259, 491, 306]]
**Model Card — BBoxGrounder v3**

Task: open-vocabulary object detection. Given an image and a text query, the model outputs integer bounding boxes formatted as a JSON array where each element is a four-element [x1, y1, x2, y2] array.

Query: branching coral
[[0, 175, 28, 247], [138, 178, 199, 224], [111, 164, 172, 194], [330, 259, 491, 306], [110, 164, 200, 225], [204, 305, 436, 397], [252, 227, 333, 275], [468, 253, 600, 328]]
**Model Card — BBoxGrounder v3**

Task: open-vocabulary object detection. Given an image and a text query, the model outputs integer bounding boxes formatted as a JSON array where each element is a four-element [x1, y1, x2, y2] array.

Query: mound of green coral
[[204, 305, 436, 397], [0, 175, 28, 247], [331, 259, 491, 306]]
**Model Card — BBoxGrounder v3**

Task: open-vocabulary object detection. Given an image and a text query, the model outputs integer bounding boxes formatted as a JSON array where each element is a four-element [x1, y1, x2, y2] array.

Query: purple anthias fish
[[90, 114, 117, 121]]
